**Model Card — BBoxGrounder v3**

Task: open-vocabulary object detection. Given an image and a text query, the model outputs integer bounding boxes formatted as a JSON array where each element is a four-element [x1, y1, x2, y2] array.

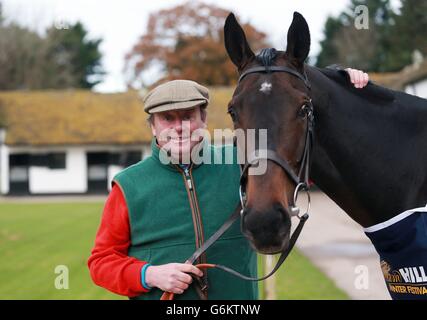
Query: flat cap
[[143, 80, 209, 114]]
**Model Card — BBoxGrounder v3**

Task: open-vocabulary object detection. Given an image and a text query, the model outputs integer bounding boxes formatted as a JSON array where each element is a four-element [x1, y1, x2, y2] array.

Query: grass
[[257, 252, 348, 300], [0, 201, 348, 300]]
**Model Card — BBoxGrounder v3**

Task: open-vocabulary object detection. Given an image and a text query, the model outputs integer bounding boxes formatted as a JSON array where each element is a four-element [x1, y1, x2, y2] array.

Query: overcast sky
[[0, 0, 400, 92]]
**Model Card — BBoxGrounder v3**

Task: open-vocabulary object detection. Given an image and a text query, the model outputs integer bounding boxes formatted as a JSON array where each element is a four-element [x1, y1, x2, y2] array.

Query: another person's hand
[[345, 68, 369, 88], [145, 263, 204, 294]]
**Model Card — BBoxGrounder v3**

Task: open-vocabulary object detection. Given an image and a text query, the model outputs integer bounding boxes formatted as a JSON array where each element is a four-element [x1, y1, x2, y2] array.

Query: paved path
[[295, 191, 390, 300]]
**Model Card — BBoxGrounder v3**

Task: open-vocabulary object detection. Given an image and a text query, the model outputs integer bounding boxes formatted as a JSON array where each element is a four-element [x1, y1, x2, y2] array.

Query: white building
[[0, 90, 152, 195], [404, 77, 427, 99], [0, 87, 234, 196], [404, 52, 427, 99]]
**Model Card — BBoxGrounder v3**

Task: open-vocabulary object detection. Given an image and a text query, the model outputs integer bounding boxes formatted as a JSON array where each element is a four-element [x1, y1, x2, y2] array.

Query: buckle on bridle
[[239, 184, 247, 215], [290, 182, 311, 219]]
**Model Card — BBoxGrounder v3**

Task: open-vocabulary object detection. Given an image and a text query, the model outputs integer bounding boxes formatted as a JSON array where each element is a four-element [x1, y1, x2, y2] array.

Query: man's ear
[[150, 118, 156, 137], [202, 114, 208, 129], [199, 106, 208, 127]]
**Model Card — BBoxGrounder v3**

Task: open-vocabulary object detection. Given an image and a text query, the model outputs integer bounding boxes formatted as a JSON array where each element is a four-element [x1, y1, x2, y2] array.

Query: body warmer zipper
[[179, 165, 208, 293]]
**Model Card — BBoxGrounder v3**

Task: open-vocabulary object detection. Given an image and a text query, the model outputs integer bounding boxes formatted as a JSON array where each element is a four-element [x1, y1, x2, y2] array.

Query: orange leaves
[[125, 1, 269, 89]]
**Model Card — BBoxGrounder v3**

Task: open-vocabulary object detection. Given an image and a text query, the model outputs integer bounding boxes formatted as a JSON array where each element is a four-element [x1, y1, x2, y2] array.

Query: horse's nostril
[[242, 205, 291, 251]]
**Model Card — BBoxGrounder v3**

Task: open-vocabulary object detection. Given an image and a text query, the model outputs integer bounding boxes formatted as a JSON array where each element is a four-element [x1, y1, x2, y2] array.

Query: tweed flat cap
[[143, 80, 209, 114]]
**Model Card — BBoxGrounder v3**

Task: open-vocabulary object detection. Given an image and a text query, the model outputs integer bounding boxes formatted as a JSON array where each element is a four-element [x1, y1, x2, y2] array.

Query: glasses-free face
[[150, 107, 207, 163]]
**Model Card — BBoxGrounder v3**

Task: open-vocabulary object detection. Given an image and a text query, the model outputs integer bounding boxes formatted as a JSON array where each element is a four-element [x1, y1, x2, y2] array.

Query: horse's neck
[[307, 66, 427, 227]]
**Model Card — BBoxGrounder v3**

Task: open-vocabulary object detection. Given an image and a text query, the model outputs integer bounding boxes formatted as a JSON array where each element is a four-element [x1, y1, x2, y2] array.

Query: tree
[[0, 22, 48, 89], [0, 15, 104, 90], [45, 22, 104, 89], [125, 1, 270, 88], [315, 16, 344, 69], [316, 0, 397, 72], [387, 0, 427, 69], [0, 1, 4, 26]]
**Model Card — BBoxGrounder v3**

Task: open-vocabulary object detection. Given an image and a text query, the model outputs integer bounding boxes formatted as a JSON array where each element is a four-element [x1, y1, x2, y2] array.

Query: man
[[88, 69, 369, 300]]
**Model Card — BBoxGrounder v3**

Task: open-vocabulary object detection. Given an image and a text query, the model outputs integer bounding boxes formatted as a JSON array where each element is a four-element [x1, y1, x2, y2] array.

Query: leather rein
[[161, 65, 315, 300]]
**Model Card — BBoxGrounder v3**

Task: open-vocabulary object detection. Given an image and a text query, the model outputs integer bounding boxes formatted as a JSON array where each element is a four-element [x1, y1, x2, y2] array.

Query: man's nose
[[173, 121, 182, 134], [172, 120, 190, 134]]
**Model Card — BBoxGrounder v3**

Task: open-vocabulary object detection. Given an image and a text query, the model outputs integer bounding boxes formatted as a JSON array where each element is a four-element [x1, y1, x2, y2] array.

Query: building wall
[[108, 165, 123, 192], [29, 148, 87, 194], [107, 144, 151, 191], [2, 145, 148, 195], [405, 78, 427, 99], [0, 144, 9, 194]]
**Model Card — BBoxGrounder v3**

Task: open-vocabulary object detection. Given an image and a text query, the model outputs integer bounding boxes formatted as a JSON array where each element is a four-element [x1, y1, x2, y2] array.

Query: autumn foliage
[[125, 1, 269, 88]]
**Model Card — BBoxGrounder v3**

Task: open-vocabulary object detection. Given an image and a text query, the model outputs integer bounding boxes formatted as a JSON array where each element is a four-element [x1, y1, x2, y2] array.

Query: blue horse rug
[[364, 205, 427, 300]]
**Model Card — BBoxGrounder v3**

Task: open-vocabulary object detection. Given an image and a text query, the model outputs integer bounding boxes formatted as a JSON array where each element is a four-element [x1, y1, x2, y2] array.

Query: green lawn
[[0, 201, 348, 300]]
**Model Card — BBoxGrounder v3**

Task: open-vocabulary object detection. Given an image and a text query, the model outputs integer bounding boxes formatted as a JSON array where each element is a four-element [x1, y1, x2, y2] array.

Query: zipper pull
[[184, 168, 193, 190], [187, 178, 193, 190]]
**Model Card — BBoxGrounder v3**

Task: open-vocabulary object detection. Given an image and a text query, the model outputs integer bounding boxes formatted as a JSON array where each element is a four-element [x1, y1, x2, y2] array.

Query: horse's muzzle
[[241, 204, 292, 254]]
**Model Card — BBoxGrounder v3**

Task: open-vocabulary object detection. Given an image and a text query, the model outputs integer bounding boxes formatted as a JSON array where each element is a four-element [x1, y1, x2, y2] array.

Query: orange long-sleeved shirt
[[87, 184, 150, 297]]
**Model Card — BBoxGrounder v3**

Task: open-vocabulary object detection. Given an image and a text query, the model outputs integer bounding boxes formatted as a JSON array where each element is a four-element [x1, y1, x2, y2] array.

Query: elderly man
[[88, 69, 369, 300]]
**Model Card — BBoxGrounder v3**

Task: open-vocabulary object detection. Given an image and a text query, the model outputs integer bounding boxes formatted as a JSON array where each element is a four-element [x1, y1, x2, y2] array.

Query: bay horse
[[224, 12, 427, 300]]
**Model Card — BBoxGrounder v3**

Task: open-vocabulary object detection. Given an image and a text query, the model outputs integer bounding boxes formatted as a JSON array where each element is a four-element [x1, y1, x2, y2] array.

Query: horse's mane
[[315, 65, 396, 104]]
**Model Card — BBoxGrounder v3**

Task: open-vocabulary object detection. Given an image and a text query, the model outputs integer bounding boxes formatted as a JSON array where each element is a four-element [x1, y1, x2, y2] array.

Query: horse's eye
[[298, 103, 312, 118], [297, 105, 308, 118]]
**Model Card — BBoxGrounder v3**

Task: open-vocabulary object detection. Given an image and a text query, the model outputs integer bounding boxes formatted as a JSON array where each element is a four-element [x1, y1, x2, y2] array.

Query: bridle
[[161, 64, 315, 300], [238, 64, 314, 220]]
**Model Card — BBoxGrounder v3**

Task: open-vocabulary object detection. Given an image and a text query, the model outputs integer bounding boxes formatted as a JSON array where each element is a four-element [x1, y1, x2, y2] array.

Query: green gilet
[[113, 139, 258, 300]]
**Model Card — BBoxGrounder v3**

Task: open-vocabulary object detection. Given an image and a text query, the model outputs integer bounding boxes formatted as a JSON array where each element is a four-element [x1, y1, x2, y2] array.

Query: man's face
[[150, 106, 207, 162]]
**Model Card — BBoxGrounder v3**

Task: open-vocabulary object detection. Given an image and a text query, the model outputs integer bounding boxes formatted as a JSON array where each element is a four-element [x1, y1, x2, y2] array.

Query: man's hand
[[345, 68, 369, 88], [145, 263, 204, 294]]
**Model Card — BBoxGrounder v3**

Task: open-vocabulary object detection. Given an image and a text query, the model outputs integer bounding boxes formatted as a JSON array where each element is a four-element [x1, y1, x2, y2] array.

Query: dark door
[[87, 152, 109, 194], [9, 154, 30, 195]]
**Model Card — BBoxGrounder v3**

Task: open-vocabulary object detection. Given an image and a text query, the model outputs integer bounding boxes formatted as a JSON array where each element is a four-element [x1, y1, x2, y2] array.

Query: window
[[123, 151, 142, 167], [10, 154, 29, 166], [109, 151, 142, 168], [30, 153, 66, 169], [48, 153, 66, 169], [31, 154, 48, 167]]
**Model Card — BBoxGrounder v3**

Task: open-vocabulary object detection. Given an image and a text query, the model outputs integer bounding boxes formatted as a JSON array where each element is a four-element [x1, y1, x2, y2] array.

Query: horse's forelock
[[256, 48, 278, 67]]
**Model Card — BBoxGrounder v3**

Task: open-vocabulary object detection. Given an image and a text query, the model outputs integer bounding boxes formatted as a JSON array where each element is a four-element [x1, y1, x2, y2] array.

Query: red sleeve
[[87, 183, 150, 297]]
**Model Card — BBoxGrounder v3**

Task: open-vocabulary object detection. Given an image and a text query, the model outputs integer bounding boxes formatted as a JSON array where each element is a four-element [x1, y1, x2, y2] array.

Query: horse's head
[[224, 12, 312, 254]]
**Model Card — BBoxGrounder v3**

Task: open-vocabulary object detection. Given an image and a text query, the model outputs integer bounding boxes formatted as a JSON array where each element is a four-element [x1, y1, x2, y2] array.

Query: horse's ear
[[224, 13, 255, 70], [286, 12, 310, 68]]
